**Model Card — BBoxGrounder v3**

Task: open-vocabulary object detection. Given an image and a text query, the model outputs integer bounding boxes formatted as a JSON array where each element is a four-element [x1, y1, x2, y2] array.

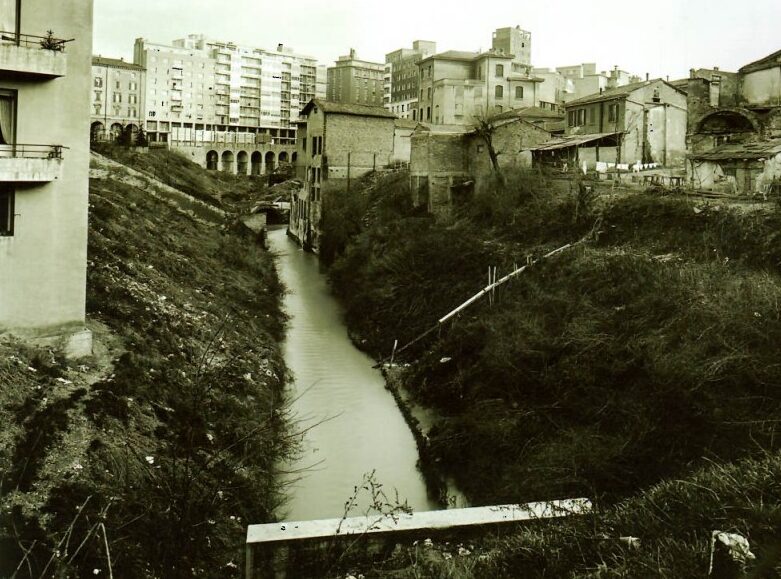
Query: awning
[[530, 132, 622, 152]]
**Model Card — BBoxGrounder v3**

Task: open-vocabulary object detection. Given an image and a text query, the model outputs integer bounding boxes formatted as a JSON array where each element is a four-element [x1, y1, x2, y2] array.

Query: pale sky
[[94, 0, 780, 79]]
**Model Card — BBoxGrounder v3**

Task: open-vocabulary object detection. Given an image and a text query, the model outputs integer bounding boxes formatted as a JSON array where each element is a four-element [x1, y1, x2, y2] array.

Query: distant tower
[[492, 26, 532, 66]]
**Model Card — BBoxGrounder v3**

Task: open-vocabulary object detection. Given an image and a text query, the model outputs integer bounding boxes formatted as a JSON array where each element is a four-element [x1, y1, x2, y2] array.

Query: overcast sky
[[94, 0, 780, 79]]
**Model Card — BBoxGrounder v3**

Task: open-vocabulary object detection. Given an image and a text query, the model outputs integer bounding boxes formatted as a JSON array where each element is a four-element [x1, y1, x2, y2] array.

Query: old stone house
[[289, 99, 396, 252], [1, 0, 94, 357], [687, 50, 781, 195], [410, 113, 552, 215], [540, 79, 688, 170]]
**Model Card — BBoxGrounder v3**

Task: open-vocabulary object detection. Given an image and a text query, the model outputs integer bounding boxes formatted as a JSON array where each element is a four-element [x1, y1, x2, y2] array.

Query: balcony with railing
[[0, 144, 64, 181], [0, 31, 70, 77]]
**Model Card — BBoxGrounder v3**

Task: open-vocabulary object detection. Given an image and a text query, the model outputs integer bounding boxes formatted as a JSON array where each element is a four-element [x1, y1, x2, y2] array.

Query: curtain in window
[[0, 95, 15, 145], [0, 0, 17, 36]]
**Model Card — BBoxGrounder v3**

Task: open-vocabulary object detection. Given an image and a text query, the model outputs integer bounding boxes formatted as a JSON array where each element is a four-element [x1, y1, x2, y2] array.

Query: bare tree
[[472, 108, 505, 183]]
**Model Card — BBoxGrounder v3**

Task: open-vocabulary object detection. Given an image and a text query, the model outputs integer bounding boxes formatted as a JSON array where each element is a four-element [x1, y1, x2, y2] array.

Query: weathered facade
[[90, 56, 145, 142], [289, 99, 396, 251], [555, 79, 688, 169], [327, 49, 384, 106], [0, 0, 94, 356], [687, 50, 781, 194], [384, 41, 436, 119], [409, 114, 552, 215]]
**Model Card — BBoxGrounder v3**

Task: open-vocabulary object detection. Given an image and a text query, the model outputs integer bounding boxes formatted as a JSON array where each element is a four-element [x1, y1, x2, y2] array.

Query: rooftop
[[689, 139, 781, 161], [565, 78, 685, 107], [739, 49, 781, 74], [301, 99, 397, 119], [92, 56, 145, 71]]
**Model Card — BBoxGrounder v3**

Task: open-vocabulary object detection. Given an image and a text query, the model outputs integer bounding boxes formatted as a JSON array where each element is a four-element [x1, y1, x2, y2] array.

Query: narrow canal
[[267, 227, 438, 521]]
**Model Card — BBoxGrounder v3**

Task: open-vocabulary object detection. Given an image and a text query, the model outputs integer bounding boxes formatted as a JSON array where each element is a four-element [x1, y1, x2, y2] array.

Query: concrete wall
[[0, 0, 93, 355], [742, 67, 781, 106], [393, 126, 414, 163]]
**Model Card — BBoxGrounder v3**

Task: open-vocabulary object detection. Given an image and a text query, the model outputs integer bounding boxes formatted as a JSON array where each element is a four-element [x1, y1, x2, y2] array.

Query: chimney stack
[[277, 43, 284, 52], [350, 48, 356, 59], [689, 68, 696, 79], [645, 72, 650, 81]]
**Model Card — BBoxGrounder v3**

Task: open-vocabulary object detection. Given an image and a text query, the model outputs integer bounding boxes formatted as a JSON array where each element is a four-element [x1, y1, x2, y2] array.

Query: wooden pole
[[439, 243, 574, 325]]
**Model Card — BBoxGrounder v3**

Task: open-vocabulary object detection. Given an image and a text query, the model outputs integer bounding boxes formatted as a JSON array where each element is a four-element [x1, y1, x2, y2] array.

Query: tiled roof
[[301, 99, 397, 119], [493, 107, 564, 121], [689, 139, 781, 160], [529, 132, 622, 151], [565, 79, 685, 107], [739, 49, 781, 74], [92, 56, 145, 71]]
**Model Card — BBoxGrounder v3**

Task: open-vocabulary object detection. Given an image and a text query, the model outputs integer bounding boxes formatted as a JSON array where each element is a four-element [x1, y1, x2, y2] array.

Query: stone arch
[[237, 150, 249, 175], [265, 151, 275, 172], [251, 151, 262, 176], [694, 108, 762, 136], [278, 151, 289, 163], [291, 152, 297, 163], [206, 150, 219, 171], [221, 150, 235, 173], [90, 121, 105, 142], [109, 123, 123, 141]]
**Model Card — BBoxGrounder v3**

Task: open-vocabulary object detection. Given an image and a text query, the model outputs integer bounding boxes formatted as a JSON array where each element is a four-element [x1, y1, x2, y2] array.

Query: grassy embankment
[[1, 148, 292, 577], [321, 169, 781, 576], [91, 143, 291, 214]]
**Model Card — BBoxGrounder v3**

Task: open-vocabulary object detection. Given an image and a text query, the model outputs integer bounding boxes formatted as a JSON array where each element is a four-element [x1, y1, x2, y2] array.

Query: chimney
[[277, 43, 284, 52], [714, 66, 719, 71], [645, 72, 649, 82], [689, 68, 696, 79], [350, 48, 356, 59]]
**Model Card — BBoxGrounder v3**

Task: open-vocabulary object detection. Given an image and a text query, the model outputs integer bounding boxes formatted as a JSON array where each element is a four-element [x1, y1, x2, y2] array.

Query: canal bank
[[267, 227, 439, 520]]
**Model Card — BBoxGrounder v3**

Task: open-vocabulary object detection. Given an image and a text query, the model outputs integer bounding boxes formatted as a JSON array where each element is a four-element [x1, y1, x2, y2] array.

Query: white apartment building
[[134, 35, 324, 148]]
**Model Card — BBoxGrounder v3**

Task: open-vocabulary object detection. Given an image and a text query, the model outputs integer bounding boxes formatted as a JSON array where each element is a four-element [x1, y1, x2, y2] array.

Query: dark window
[[515, 86, 523, 99], [0, 186, 14, 237], [0, 90, 17, 145], [608, 103, 618, 123], [495, 85, 503, 99], [94, 77, 103, 88], [495, 64, 504, 77]]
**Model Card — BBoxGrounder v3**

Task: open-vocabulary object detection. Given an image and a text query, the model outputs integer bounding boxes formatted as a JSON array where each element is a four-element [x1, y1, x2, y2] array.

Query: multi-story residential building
[[531, 79, 688, 170], [384, 40, 436, 119], [290, 99, 396, 252], [687, 50, 781, 194], [417, 49, 544, 125], [1, 0, 93, 357], [415, 26, 553, 125], [555, 62, 641, 103], [134, 35, 321, 148], [90, 56, 145, 142], [327, 49, 384, 106]]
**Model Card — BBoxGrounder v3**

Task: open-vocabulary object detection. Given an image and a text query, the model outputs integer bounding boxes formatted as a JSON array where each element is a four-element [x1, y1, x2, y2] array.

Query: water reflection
[[268, 228, 437, 521]]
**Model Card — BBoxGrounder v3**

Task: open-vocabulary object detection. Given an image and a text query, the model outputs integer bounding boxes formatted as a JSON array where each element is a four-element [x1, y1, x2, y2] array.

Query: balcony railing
[[0, 143, 65, 181], [0, 31, 71, 51], [0, 143, 64, 159], [0, 31, 70, 77]]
